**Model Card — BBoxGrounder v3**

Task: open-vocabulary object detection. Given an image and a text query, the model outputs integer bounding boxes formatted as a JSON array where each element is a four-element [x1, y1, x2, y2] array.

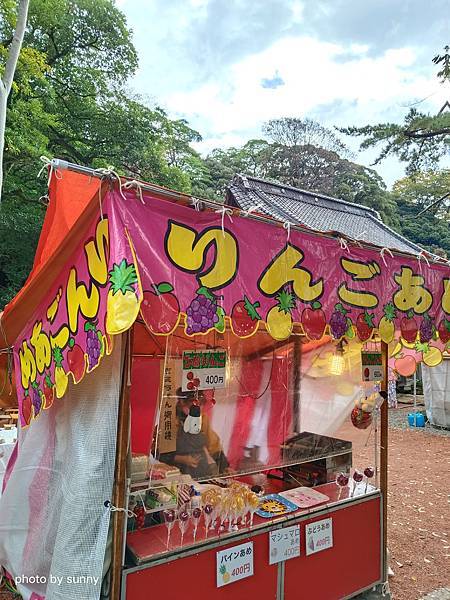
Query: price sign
[[182, 349, 227, 391], [361, 351, 383, 382], [306, 518, 333, 555], [216, 542, 253, 587], [269, 524, 300, 564]]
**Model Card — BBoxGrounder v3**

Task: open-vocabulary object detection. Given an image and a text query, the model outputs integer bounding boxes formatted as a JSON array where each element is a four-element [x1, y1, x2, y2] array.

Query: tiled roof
[[226, 174, 423, 255]]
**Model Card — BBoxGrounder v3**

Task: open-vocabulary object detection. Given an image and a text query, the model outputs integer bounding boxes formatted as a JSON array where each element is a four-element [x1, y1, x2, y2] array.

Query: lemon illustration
[[266, 289, 295, 341], [53, 347, 69, 398], [423, 346, 442, 367]]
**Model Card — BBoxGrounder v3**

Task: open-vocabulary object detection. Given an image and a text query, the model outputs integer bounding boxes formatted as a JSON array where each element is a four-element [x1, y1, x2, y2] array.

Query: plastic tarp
[[422, 362, 450, 428], [0, 337, 122, 600]]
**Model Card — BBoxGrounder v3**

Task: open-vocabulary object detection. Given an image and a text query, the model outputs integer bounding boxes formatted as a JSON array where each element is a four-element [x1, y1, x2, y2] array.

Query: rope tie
[[339, 237, 350, 253], [242, 204, 262, 217], [283, 221, 292, 242], [104, 501, 136, 518], [215, 206, 233, 237], [92, 166, 126, 219], [37, 156, 62, 188], [191, 197, 203, 211], [123, 180, 145, 204], [380, 247, 393, 267], [417, 250, 430, 273], [93, 166, 127, 200]]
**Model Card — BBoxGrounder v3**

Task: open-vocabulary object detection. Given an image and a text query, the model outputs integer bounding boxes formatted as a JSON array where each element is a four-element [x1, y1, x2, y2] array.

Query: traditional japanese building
[[226, 173, 423, 255]]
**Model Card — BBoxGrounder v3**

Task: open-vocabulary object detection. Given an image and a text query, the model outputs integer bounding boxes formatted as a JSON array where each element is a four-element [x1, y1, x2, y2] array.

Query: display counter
[[123, 484, 382, 600]]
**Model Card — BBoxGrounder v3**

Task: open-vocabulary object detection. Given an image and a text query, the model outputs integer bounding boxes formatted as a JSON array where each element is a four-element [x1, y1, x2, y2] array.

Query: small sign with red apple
[[182, 349, 227, 391], [361, 351, 383, 382]]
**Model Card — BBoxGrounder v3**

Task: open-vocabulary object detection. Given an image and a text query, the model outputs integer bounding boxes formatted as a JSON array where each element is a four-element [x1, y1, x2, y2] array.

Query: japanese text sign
[[14, 187, 450, 427], [216, 542, 254, 587], [182, 349, 227, 391], [269, 524, 300, 564], [306, 518, 333, 555]]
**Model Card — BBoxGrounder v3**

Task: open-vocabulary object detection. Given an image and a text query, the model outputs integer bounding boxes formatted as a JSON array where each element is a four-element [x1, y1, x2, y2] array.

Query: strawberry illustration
[[356, 311, 375, 342], [21, 390, 33, 425], [141, 282, 180, 335], [438, 318, 450, 344], [43, 374, 55, 409], [302, 301, 326, 340], [400, 310, 418, 344], [67, 338, 86, 383], [231, 296, 261, 337]]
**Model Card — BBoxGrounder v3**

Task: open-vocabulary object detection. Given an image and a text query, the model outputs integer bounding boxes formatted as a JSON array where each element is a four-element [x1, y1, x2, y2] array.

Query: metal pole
[[110, 331, 132, 600], [380, 342, 389, 584], [48, 158, 440, 264]]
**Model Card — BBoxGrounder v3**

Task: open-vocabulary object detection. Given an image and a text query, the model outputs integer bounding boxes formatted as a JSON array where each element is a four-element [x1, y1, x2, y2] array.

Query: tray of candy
[[256, 494, 298, 518]]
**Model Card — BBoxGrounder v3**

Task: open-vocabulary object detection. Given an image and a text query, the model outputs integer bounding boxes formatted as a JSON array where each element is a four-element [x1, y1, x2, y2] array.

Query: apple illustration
[[140, 282, 180, 334]]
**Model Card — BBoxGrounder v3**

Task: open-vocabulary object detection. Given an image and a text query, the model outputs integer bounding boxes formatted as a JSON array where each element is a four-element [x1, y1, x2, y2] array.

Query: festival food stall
[[0, 161, 449, 600]]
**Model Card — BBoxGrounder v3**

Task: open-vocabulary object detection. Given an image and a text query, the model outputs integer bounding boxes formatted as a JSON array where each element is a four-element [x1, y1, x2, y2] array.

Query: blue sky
[[117, 0, 448, 187]]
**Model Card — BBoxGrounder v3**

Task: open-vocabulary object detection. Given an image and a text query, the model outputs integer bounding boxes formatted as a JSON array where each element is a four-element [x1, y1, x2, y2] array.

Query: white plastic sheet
[[422, 361, 450, 428], [0, 338, 122, 600]]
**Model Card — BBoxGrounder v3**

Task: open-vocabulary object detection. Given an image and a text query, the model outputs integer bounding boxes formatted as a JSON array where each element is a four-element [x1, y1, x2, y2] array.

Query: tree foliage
[[392, 170, 450, 257], [0, 0, 204, 307], [196, 120, 400, 228], [339, 47, 450, 174], [263, 117, 351, 156]]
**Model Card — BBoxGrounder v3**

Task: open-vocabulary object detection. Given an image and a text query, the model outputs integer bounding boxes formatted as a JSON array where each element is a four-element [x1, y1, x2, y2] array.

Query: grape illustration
[[31, 382, 42, 416], [330, 303, 349, 339], [186, 287, 220, 334], [419, 313, 434, 343], [84, 321, 104, 370]]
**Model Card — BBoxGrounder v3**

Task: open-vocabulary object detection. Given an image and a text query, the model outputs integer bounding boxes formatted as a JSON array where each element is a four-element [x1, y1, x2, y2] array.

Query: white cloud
[[120, 1, 447, 187]]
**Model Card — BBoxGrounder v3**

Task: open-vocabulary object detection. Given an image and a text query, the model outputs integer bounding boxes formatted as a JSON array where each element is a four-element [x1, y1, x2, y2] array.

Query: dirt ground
[[1, 406, 449, 600], [384, 406, 450, 600]]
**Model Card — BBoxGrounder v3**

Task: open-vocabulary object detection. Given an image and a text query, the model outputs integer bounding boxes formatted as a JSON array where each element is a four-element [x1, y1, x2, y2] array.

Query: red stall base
[[123, 488, 382, 600]]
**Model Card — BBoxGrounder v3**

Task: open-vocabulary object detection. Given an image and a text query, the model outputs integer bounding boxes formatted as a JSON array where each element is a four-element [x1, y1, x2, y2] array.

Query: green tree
[[0, 0, 204, 307], [392, 170, 450, 256], [339, 47, 450, 174], [0, 0, 30, 199], [199, 133, 400, 227]]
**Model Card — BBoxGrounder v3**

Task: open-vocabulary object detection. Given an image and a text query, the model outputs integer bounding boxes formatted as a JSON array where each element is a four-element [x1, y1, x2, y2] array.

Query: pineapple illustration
[[53, 346, 68, 398], [379, 302, 396, 343], [266, 289, 295, 341], [106, 259, 140, 334], [219, 564, 230, 584]]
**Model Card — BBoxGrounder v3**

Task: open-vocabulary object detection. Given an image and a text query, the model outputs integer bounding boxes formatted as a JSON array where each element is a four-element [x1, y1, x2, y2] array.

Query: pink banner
[[14, 188, 450, 425]]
